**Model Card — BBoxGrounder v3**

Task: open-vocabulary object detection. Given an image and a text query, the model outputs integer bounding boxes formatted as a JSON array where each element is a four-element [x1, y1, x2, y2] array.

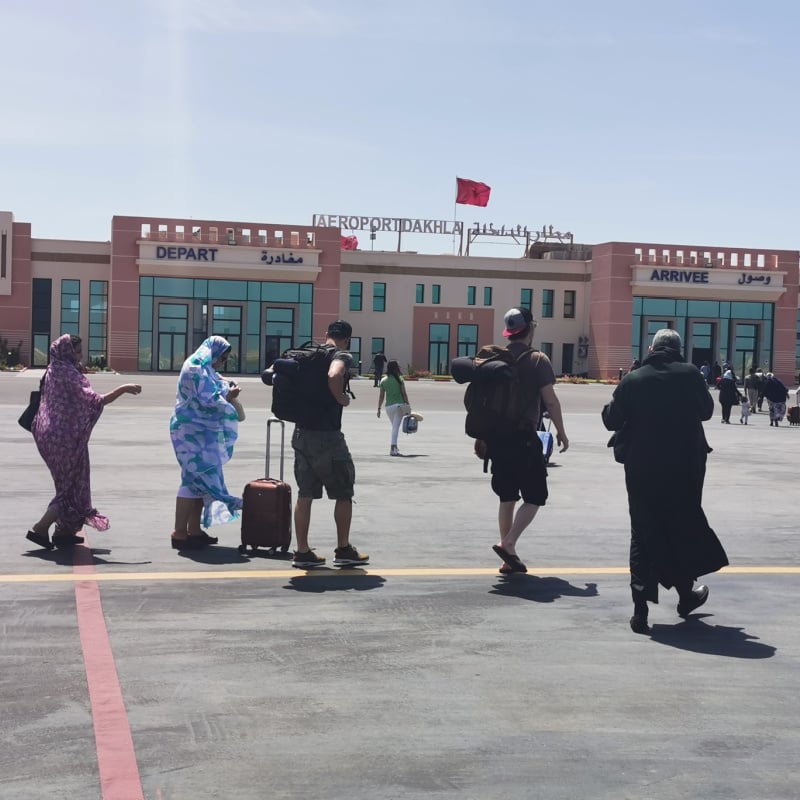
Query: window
[[520, 288, 532, 312], [428, 323, 450, 374], [540, 342, 553, 360], [564, 290, 576, 319], [416, 284, 425, 303], [349, 281, 363, 312], [467, 286, 476, 306], [483, 287, 492, 306], [32, 278, 52, 367], [88, 280, 108, 368], [457, 324, 478, 357], [542, 289, 554, 318], [60, 279, 80, 335], [373, 282, 386, 312], [349, 336, 361, 371], [371, 337, 385, 361], [432, 284, 441, 304], [562, 343, 575, 374]]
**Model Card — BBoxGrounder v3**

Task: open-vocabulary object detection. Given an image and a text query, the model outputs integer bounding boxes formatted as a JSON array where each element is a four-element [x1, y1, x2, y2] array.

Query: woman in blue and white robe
[[170, 336, 243, 548]]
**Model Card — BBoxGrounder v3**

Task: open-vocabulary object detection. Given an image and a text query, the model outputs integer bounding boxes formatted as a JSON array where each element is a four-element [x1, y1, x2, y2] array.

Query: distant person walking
[[377, 359, 411, 456], [26, 334, 142, 550], [763, 372, 789, 427], [744, 367, 760, 413], [718, 369, 738, 423], [602, 328, 728, 634], [372, 351, 387, 387]]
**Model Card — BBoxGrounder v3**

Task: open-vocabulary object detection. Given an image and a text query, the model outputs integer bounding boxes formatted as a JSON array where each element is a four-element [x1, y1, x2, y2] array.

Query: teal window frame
[[563, 290, 576, 319], [349, 281, 363, 312], [373, 282, 386, 312], [542, 289, 554, 318]]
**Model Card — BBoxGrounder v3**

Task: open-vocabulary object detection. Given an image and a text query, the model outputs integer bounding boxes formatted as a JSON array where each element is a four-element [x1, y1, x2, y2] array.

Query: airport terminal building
[[1, 210, 798, 384]]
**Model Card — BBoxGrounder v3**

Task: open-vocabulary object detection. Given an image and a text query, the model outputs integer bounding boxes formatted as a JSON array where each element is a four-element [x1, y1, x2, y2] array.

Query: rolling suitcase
[[788, 405, 800, 426], [239, 418, 292, 556]]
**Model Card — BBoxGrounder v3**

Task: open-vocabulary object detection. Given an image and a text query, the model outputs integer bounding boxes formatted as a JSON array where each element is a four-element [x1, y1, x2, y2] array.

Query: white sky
[[2, 0, 799, 256]]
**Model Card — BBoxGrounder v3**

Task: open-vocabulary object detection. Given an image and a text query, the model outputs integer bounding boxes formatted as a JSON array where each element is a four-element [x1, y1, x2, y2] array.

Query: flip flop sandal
[[492, 544, 528, 573]]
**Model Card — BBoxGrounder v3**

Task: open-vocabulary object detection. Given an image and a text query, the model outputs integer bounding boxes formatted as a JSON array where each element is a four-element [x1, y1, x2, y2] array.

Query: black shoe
[[197, 531, 218, 545], [171, 536, 207, 550], [26, 530, 54, 551], [52, 533, 84, 548], [630, 613, 650, 634], [677, 585, 709, 618]]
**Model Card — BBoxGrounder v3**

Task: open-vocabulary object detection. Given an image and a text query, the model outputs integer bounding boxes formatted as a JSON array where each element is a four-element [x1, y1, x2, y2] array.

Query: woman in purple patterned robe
[[26, 334, 142, 550]]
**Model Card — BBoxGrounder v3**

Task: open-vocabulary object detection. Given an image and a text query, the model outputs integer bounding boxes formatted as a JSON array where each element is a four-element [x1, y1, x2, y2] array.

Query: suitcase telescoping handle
[[266, 417, 285, 481]]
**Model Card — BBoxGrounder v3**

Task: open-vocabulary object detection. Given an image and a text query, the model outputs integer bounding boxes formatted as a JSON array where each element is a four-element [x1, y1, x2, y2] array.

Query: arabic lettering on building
[[737, 272, 771, 285], [649, 269, 772, 285], [470, 223, 573, 243], [313, 214, 574, 243], [260, 251, 304, 265]]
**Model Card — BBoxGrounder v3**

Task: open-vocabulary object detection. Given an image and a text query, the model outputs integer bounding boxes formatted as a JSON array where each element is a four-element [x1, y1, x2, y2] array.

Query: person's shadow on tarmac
[[23, 547, 152, 567], [174, 545, 253, 564], [489, 574, 598, 603], [648, 615, 776, 659], [284, 569, 386, 593]]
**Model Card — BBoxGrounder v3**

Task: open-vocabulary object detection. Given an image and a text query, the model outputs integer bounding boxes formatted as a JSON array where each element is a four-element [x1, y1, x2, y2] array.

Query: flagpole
[[453, 177, 458, 255]]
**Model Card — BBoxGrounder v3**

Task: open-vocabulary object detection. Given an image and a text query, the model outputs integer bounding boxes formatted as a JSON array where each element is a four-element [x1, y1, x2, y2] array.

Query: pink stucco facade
[[1, 209, 798, 385], [590, 241, 799, 384]]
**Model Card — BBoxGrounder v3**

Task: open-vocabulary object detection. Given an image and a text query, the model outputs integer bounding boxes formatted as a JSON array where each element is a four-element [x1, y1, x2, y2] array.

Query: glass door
[[211, 305, 242, 373], [428, 323, 450, 374], [689, 321, 715, 368], [157, 303, 188, 371]]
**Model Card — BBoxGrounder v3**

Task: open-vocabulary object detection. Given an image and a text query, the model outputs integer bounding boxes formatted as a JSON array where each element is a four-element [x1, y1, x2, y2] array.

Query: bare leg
[[188, 498, 204, 536], [498, 502, 539, 555], [498, 501, 515, 544], [172, 497, 195, 539], [32, 504, 59, 536], [334, 499, 352, 548], [294, 496, 313, 552]]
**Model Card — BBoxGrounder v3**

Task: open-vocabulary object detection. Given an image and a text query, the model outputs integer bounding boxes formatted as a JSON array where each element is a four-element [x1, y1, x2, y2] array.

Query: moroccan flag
[[456, 177, 491, 207], [341, 235, 359, 250]]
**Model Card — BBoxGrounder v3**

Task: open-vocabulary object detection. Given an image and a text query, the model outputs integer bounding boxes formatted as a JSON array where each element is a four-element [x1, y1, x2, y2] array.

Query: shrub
[[0, 337, 23, 368]]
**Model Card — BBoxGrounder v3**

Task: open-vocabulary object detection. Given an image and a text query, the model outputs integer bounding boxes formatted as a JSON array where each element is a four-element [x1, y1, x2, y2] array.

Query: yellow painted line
[[0, 565, 799, 584]]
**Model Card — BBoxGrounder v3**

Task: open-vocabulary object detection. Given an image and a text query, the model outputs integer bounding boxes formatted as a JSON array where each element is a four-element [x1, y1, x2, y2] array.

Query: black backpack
[[264, 343, 349, 427], [459, 345, 537, 440]]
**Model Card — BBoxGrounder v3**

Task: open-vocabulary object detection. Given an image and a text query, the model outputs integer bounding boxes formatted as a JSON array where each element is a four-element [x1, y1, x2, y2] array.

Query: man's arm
[[540, 383, 569, 452], [328, 358, 350, 406]]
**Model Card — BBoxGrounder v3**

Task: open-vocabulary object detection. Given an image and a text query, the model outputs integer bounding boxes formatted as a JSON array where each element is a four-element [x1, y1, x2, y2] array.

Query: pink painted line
[[73, 534, 145, 800]]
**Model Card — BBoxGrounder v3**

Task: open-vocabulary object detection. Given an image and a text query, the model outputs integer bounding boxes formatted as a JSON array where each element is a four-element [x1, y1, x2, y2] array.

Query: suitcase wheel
[[281, 545, 289, 553], [238, 544, 249, 555]]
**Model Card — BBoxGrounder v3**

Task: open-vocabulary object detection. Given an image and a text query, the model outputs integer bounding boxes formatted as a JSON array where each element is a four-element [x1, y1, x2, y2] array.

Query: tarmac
[[1, 371, 799, 800]]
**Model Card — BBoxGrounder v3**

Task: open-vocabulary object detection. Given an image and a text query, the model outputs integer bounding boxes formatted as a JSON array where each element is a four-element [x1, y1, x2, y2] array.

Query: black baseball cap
[[327, 319, 352, 339]]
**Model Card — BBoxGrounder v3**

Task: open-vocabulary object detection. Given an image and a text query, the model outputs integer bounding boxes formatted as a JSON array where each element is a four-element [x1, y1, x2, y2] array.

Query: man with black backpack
[[480, 308, 569, 574], [285, 319, 368, 568]]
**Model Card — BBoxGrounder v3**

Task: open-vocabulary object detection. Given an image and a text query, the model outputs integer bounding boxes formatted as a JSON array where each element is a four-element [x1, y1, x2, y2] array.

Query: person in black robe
[[602, 329, 729, 634]]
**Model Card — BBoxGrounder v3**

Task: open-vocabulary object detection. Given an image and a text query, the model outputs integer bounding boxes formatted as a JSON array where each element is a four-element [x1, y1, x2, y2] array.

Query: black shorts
[[489, 436, 548, 506]]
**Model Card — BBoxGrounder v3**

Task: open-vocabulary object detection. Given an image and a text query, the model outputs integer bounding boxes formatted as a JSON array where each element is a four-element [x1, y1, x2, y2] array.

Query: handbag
[[18, 376, 45, 432]]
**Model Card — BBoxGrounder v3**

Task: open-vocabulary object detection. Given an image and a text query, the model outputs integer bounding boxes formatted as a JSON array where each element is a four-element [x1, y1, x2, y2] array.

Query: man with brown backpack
[[455, 308, 569, 573]]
